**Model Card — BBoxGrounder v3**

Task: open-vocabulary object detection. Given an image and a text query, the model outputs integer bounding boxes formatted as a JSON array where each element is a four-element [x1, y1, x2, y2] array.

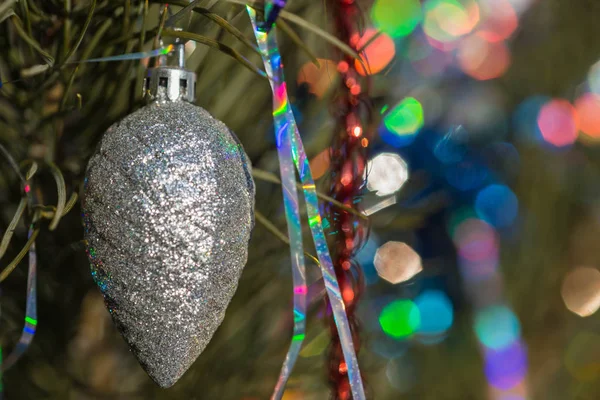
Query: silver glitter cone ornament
[[81, 44, 255, 388]]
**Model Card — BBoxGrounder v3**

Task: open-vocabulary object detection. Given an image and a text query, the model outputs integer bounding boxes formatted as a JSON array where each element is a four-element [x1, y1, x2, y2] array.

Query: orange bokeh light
[[342, 287, 355, 303], [353, 28, 396, 76], [309, 148, 331, 180], [297, 58, 338, 98], [575, 93, 600, 139], [457, 35, 511, 80]]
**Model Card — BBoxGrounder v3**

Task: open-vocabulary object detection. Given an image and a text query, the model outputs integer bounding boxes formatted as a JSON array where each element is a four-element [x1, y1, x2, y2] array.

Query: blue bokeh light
[[484, 340, 528, 390], [415, 290, 454, 337], [475, 305, 521, 350], [475, 184, 519, 228]]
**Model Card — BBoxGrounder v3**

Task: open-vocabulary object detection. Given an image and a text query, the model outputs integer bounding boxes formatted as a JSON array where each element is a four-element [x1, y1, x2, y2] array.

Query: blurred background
[[1, 0, 600, 399]]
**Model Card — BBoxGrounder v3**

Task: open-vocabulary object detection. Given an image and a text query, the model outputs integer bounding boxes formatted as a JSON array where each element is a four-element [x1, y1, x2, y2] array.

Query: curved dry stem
[[0, 197, 27, 261], [47, 161, 67, 231], [0, 227, 39, 282], [10, 15, 54, 66]]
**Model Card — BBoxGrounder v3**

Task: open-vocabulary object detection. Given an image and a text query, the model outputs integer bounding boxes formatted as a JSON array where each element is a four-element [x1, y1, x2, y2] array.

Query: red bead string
[[326, 0, 371, 398]]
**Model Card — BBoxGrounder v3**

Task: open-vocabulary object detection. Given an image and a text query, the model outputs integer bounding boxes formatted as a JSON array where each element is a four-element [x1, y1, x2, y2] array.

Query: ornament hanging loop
[[143, 34, 196, 103]]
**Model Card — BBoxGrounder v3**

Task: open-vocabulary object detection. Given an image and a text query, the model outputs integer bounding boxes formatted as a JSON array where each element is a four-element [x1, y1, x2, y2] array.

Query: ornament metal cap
[[144, 41, 196, 103]]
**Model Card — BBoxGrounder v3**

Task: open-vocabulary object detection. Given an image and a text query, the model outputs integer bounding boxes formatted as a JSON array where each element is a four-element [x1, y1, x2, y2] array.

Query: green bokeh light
[[384, 97, 424, 136], [379, 300, 421, 339], [371, 0, 423, 38]]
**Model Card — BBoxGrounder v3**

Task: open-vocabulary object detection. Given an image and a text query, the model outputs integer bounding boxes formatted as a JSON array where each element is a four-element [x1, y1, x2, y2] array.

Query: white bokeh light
[[374, 241, 422, 284], [366, 153, 408, 196]]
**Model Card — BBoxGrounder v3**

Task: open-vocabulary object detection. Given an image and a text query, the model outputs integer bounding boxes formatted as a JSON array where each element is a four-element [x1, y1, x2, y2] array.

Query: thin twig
[[252, 168, 368, 220], [255, 210, 320, 266]]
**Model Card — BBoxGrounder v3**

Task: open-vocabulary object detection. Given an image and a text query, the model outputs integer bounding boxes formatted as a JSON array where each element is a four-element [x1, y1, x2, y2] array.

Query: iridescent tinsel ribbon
[[248, 7, 366, 399], [2, 226, 38, 371]]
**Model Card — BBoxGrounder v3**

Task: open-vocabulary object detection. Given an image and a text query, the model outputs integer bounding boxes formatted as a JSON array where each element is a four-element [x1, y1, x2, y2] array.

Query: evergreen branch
[[9, 14, 54, 66], [151, 0, 260, 56], [161, 29, 266, 78]]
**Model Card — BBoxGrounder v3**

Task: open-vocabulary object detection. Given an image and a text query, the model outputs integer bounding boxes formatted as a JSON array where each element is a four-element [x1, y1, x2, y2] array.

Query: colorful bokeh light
[[423, 0, 479, 44], [484, 340, 528, 390], [371, 0, 423, 38], [475, 184, 519, 228], [537, 99, 579, 147], [415, 290, 454, 337], [574, 92, 600, 139], [381, 97, 424, 147], [458, 35, 511, 81], [476, 0, 518, 42], [454, 218, 499, 263], [354, 29, 396, 76], [379, 299, 421, 339], [475, 305, 521, 350]]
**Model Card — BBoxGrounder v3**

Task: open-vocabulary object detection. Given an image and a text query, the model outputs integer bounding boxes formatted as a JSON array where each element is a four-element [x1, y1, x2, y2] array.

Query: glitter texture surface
[[82, 101, 255, 387]]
